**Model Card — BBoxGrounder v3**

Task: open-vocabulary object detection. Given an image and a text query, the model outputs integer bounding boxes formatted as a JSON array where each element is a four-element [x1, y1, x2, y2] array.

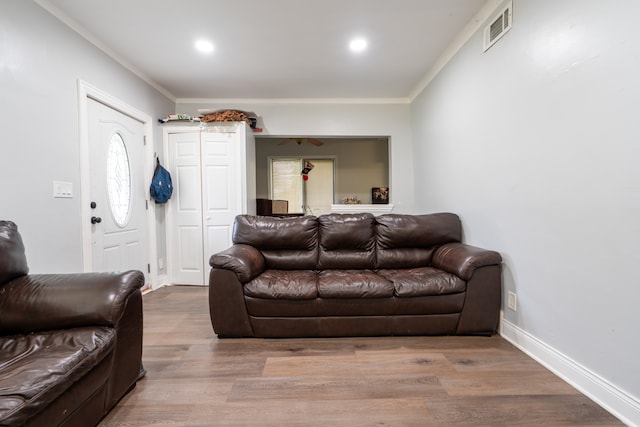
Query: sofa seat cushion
[[0, 327, 115, 425], [318, 270, 393, 299], [244, 270, 318, 300], [378, 267, 466, 297]]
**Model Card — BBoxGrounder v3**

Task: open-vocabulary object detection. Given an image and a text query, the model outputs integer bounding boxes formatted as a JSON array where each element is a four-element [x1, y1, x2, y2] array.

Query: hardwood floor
[[99, 286, 623, 426]]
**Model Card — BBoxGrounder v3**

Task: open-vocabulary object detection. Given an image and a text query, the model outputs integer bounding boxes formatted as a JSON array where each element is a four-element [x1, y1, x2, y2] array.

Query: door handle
[[91, 216, 102, 224]]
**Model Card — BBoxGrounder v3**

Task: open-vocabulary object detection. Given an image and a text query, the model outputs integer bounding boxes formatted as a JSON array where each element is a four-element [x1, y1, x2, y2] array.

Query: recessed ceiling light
[[195, 39, 214, 53], [349, 38, 367, 52]]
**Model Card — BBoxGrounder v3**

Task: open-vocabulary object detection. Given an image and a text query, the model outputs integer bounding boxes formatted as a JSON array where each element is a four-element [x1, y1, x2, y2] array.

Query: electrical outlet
[[507, 291, 517, 311]]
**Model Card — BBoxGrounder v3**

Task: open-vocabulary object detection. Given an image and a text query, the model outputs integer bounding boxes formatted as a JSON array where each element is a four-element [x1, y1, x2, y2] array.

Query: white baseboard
[[149, 274, 171, 292], [500, 318, 639, 426]]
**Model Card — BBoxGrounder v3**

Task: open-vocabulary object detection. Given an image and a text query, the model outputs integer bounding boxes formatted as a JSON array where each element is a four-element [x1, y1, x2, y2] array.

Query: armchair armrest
[[0, 270, 144, 335], [432, 242, 502, 280], [209, 244, 265, 283]]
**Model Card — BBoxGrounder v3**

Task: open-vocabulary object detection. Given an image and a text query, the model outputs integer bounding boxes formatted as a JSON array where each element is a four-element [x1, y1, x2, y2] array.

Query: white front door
[[88, 98, 148, 277]]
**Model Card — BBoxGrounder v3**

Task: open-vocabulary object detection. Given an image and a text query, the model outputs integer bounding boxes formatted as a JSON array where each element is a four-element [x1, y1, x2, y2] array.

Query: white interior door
[[167, 131, 205, 285], [167, 125, 251, 286], [167, 129, 241, 285], [304, 159, 334, 216], [201, 129, 241, 264], [88, 98, 148, 276]]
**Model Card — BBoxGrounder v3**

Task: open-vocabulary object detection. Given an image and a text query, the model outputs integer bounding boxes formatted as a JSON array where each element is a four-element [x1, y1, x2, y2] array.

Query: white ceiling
[[37, 0, 488, 101]]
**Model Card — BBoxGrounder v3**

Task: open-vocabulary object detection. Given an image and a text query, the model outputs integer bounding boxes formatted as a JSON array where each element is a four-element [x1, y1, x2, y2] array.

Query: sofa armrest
[[0, 270, 144, 335], [209, 244, 265, 283], [432, 242, 502, 280]]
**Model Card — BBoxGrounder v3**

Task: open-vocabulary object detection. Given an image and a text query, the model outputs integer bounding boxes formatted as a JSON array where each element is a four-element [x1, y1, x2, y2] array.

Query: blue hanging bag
[[150, 158, 173, 203]]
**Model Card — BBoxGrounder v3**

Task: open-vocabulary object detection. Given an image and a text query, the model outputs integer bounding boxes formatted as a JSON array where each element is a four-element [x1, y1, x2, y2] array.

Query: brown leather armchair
[[0, 220, 144, 427]]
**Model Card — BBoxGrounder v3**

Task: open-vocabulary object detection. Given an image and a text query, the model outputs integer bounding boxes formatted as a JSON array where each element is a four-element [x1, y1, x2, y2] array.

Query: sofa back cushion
[[0, 221, 29, 286], [233, 215, 318, 269], [318, 213, 376, 270], [375, 213, 461, 269]]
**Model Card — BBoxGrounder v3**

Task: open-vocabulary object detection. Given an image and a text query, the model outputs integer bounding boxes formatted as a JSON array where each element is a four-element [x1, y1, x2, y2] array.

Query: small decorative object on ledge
[[372, 187, 389, 204], [342, 196, 361, 204], [158, 113, 200, 123]]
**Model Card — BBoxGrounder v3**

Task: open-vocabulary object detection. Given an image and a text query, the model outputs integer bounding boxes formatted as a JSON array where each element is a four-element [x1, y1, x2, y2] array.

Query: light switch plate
[[53, 181, 73, 198]]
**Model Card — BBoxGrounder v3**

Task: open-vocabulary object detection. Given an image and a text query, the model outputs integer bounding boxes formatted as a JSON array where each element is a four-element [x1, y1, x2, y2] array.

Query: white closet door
[[201, 128, 241, 266], [167, 131, 205, 285], [167, 125, 251, 286]]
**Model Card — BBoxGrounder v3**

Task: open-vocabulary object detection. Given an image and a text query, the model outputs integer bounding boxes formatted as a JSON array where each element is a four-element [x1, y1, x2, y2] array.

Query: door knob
[[91, 216, 102, 224]]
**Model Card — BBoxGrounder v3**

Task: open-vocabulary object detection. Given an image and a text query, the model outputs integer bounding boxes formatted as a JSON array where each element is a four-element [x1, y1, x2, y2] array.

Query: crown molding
[[409, 0, 506, 102], [34, 0, 176, 102], [176, 97, 411, 105]]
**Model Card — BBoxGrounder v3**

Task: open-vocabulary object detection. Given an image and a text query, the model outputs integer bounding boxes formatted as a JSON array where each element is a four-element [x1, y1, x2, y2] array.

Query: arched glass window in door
[[106, 133, 131, 226]]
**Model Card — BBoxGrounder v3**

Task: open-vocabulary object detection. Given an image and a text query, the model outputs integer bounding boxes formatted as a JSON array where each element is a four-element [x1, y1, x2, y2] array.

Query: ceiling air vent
[[483, 1, 512, 52]]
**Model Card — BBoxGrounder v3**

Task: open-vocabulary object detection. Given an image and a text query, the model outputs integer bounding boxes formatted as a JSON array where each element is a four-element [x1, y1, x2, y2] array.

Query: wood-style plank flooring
[[99, 285, 623, 426]]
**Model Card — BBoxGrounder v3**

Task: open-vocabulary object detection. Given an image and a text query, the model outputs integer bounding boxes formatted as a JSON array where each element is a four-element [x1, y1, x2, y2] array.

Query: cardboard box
[[271, 200, 288, 214]]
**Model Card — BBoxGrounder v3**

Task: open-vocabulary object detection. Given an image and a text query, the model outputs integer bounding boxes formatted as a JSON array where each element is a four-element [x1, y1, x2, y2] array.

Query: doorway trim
[[77, 80, 158, 285]]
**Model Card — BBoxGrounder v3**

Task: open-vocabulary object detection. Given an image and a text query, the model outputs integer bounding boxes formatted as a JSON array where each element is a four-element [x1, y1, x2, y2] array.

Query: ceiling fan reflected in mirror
[[278, 137, 325, 147]]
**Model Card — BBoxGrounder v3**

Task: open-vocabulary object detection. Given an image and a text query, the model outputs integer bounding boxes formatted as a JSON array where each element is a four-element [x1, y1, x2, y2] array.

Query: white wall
[[0, 1, 174, 273], [176, 102, 414, 213], [411, 0, 640, 423]]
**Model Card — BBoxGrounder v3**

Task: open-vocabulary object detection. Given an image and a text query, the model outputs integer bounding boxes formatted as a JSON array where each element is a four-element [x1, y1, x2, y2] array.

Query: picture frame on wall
[[372, 187, 389, 204]]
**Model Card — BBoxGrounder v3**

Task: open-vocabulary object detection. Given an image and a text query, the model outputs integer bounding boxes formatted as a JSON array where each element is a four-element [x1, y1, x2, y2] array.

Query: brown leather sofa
[[209, 212, 502, 338], [0, 220, 144, 427]]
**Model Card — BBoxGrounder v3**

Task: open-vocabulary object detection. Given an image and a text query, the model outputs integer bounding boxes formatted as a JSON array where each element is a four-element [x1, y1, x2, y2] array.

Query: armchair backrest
[[375, 213, 462, 269], [317, 213, 376, 270], [233, 215, 319, 269], [0, 220, 29, 286], [230, 212, 462, 272]]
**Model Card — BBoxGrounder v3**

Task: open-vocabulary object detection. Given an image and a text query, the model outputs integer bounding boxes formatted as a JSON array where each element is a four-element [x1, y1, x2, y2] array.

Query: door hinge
[[143, 135, 147, 145], [146, 200, 149, 210], [147, 263, 151, 273]]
